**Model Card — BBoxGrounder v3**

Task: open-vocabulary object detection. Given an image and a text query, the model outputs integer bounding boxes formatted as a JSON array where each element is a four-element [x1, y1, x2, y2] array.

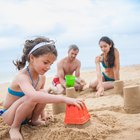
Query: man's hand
[[75, 78, 86, 86]]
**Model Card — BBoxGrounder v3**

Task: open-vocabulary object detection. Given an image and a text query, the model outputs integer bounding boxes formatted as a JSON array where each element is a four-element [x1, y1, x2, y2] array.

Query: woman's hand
[[96, 83, 104, 97], [95, 56, 102, 64]]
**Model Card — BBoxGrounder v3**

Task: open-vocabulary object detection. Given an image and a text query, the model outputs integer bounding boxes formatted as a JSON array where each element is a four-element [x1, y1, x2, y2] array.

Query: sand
[[0, 64, 140, 140]]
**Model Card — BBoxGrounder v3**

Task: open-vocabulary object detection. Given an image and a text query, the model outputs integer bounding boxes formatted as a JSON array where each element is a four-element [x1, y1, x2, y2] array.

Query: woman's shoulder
[[114, 48, 119, 52], [114, 48, 119, 56]]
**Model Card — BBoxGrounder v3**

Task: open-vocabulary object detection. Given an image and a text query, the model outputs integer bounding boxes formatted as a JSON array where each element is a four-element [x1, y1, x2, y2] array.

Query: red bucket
[[64, 103, 90, 124]]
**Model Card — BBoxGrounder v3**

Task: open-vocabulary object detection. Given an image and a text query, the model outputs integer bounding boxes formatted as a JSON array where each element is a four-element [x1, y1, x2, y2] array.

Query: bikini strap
[[26, 66, 40, 89]]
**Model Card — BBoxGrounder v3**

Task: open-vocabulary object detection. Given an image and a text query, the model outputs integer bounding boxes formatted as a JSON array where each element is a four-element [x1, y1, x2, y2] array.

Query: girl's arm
[[17, 75, 84, 109], [113, 49, 120, 80]]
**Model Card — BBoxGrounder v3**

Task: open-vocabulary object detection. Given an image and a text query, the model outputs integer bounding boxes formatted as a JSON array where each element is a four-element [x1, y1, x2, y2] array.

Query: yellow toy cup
[[65, 75, 76, 88]]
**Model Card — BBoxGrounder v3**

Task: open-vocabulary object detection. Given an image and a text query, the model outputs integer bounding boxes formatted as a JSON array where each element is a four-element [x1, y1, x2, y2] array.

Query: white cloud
[[0, 0, 140, 49]]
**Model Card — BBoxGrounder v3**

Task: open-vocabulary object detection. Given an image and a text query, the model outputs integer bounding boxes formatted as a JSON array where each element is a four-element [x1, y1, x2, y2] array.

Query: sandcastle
[[114, 80, 140, 113], [123, 85, 140, 114], [114, 80, 124, 96], [66, 87, 78, 98], [52, 102, 66, 115], [52, 87, 77, 115]]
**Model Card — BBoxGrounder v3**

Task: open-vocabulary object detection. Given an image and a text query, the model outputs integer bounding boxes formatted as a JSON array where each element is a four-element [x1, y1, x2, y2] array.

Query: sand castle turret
[[123, 85, 140, 114], [52, 87, 77, 115], [66, 87, 77, 98], [52, 102, 66, 115], [114, 80, 124, 96]]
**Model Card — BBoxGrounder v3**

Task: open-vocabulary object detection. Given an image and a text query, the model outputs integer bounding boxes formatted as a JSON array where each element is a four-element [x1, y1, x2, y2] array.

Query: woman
[[90, 36, 120, 96]]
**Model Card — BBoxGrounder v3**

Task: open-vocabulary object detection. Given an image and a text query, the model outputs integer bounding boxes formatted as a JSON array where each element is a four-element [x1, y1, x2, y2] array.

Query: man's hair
[[68, 44, 79, 52]]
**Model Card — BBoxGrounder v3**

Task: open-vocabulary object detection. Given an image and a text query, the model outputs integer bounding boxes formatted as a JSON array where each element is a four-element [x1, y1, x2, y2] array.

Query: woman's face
[[99, 41, 111, 54]]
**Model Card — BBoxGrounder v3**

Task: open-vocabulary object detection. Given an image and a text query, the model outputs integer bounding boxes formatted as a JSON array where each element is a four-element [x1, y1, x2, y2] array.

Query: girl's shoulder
[[9, 70, 29, 89]]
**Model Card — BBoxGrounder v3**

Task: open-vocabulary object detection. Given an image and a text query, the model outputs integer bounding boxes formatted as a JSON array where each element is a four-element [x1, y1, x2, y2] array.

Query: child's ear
[[29, 54, 34, 62]]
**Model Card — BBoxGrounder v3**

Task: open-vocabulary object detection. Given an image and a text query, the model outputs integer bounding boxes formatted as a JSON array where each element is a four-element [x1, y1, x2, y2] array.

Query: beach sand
[[0, 64, 140, 140]]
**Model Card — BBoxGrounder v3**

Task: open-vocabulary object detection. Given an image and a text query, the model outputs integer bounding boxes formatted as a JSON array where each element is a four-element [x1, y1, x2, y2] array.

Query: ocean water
[[0, 44, 140, 83]]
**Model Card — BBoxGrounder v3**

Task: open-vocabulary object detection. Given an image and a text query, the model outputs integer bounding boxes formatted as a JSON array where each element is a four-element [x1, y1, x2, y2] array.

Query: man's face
[[68, 49, 79, 61]]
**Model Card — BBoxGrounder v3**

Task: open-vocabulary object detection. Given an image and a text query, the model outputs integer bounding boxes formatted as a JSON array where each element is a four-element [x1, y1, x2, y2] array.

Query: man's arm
[[75, 60, 81, 77], [57, 61, 66, 88], [75, 60, 86, 87]]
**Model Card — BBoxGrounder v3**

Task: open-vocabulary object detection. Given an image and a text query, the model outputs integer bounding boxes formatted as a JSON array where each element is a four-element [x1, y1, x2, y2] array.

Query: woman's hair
[[13, 37, 57, 70], [99, 36, 115, 68]]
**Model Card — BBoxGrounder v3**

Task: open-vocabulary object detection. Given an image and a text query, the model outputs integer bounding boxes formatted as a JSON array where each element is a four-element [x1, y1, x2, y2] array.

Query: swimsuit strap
[[26, 66, 40, 89], [101, 56, 108, 68]]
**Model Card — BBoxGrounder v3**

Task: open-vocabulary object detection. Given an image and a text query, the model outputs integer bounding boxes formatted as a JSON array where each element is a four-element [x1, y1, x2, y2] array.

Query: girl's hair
[[13, 37, 57, 70], [99, 36, 115, 68]]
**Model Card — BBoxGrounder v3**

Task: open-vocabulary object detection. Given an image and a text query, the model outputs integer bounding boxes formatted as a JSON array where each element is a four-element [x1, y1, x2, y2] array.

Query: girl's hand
[[65, 98, 84, 109]]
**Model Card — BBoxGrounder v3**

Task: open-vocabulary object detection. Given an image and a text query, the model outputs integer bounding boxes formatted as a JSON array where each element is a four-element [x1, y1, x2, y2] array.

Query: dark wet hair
[[99, 36, 115, 68], [13, 37, 57, 70], [68, 44, 79, 52]]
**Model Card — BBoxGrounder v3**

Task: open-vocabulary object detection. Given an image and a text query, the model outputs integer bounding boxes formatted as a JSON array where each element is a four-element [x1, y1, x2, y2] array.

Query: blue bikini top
[[8, 87, 25, 97], [101, 59, 108, 68], [101, 57, 114, 68], [8, 66, 40, 97]]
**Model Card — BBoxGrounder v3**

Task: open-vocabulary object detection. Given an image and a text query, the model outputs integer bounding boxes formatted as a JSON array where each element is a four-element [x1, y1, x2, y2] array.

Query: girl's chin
[[40, 71, 47, 75]]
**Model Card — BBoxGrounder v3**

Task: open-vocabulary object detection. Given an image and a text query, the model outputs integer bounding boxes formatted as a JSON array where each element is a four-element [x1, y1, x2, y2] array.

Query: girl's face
[[99, 41, 111, 54], [31, 53, 56, 75]]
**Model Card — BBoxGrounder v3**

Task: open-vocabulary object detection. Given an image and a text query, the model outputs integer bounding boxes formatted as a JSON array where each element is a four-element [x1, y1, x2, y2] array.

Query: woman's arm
[[95, 56, 104, 96], [113, 49, 120, 80], [95, 56, 103, 85]]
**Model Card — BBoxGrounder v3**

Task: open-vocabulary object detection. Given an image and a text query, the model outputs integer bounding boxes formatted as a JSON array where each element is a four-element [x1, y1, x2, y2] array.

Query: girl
[[1, 37, 84, 140], [89, 36, 120, 96]]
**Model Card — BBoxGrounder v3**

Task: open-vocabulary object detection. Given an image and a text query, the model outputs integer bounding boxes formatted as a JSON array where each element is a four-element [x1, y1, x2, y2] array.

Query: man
[[50, 44, 86, 94]]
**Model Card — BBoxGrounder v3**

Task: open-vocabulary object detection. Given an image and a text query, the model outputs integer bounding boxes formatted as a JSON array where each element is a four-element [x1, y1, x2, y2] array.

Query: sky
[[0, 0, 140, 51], [0, 0, 140, 83]]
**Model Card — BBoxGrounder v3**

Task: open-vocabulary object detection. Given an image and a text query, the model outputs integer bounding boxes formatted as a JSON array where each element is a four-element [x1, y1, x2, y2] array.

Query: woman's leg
[[102, 81, 114, 90], [89, 79, 98, 91]]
